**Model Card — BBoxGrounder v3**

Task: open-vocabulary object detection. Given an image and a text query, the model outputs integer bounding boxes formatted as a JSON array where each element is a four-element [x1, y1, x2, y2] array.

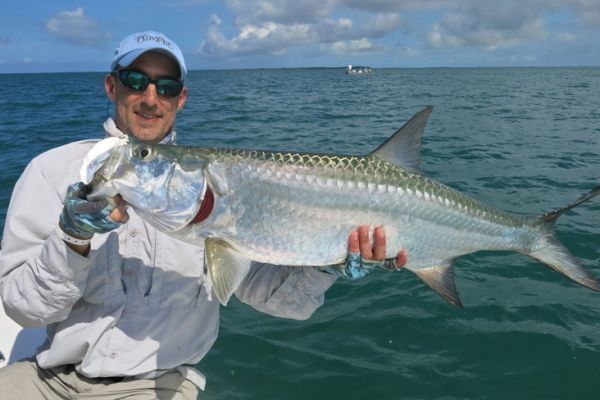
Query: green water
[[1, 67, 599, 399]]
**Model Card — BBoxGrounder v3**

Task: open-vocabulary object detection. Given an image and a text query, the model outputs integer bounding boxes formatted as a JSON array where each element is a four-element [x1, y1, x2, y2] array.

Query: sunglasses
[[116, 69, 184, 98]]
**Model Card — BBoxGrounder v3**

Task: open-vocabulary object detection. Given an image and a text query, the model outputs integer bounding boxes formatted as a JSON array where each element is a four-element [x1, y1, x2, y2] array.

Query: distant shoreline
[[1, 65, 599, 75]]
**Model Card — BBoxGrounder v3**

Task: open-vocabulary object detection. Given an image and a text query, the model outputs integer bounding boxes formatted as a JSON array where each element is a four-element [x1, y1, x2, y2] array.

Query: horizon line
[[1, 65, 599, 75]]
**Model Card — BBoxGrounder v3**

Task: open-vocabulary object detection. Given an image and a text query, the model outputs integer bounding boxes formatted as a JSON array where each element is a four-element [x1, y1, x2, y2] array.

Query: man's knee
[[0, 358, 49, 399], [0, 357, 37, 380], [155, 371, 199, 400]]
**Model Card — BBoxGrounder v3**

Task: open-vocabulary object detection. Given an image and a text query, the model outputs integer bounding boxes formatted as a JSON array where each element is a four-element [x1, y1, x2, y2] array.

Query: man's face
[[105, 51, 188, 143]]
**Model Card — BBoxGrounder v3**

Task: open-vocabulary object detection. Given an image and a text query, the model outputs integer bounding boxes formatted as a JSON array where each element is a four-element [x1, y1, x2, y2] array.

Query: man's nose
[[140, 82, 159, 104]]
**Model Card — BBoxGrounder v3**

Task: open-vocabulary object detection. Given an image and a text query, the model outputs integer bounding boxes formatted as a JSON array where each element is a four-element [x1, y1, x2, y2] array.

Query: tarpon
[[81, 107, 600, 307]]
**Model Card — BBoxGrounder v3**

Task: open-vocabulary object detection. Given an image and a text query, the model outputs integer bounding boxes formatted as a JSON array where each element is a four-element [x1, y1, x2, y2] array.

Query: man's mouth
[[137, 111, 161, 120]]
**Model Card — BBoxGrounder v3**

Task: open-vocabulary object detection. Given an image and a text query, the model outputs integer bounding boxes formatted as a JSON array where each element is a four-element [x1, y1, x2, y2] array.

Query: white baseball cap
[[111, 31, 187, 81]]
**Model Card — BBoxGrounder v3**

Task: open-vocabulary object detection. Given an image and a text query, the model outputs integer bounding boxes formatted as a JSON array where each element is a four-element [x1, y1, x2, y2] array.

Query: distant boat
[[346, 64, 373, 75]]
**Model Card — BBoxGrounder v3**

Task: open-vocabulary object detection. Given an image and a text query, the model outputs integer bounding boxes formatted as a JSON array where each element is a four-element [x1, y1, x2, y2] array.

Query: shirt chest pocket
[[146, 268, 206, 307], [145, 236, 209, 308], [83, 232, 126, 306]]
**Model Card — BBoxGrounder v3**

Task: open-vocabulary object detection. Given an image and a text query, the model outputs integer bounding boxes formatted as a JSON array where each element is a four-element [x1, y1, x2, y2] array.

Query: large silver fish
[[81, 107, 600, 307]]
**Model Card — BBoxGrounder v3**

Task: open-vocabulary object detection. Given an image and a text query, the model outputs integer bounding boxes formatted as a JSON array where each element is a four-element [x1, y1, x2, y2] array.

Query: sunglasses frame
[[116, 69, 184, 98]]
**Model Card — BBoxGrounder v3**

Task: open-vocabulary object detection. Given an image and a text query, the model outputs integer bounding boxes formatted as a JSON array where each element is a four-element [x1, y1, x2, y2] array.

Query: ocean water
[[1, 67, 599, 399]]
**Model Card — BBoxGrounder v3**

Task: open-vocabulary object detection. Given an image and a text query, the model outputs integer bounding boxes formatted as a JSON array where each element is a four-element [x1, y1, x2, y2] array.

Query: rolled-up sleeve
[[235, 263, 337, 320], [0, 158, 90, 327]]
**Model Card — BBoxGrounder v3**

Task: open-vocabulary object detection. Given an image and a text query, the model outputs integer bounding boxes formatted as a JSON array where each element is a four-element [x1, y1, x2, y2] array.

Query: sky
[[1, 0, 599, 73]]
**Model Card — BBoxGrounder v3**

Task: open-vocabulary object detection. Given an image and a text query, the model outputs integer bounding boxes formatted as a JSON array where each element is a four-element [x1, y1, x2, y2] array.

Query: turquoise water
[[1, 68, 600, 399]]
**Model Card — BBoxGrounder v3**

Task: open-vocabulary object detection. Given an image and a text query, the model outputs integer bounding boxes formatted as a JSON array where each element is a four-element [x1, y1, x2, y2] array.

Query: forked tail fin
[[527, 186, 600, 291]]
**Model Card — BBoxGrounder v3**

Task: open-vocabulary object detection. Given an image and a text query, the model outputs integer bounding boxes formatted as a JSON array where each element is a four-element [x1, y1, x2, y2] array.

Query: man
[[0, 31, 406, 399]]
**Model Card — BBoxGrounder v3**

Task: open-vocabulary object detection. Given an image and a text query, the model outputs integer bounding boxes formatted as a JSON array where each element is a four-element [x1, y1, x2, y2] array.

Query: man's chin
[[129, 128, 165, 143]]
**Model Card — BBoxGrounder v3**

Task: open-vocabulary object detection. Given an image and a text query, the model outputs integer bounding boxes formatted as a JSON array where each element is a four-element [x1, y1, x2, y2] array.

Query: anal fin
[[205, 238, 252, 305], [413, 261, 463, 308]]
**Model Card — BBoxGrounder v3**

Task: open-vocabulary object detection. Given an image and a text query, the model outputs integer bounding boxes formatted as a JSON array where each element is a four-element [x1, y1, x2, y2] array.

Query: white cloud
[[170, 0, 212, 5], [428, 23, 463, 48], [421, 0, 600, 51], [581, 12, 600, 26], [45, 8, 110, 49], [581, 11, 600, 25], [330, 38, 384, 54], [197, 0, 600, 63], [426, 1, 548, 50], [200, 14, 313, 56], [558, 31, 577, 41], [341, 0, 448, 13], [211, 14, 222, 25], [364, 13, 404, 38], [226, 0, 336, 24], [567, 0, 600, 25], [509, 54, 537, 63], [200, 8, 404, 57]]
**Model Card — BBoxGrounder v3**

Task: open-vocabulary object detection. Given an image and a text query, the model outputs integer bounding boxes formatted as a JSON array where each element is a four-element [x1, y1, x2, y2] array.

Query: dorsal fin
[[370, 106, 433, 171]]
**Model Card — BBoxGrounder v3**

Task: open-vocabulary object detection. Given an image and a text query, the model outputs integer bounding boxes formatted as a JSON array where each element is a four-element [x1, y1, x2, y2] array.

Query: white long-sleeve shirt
[[0, 119, 336, 389]]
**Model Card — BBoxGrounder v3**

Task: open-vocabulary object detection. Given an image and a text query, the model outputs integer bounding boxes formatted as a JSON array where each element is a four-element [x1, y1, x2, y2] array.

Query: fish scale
[[83, 106, 600, 306], [185, 148, 535, 278], [223, 152, 520, 237]]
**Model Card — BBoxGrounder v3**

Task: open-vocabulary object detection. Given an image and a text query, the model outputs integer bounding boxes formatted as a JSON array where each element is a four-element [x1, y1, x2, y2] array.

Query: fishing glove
[[59, 182, 121, 239], [322, 252, 399, 280]]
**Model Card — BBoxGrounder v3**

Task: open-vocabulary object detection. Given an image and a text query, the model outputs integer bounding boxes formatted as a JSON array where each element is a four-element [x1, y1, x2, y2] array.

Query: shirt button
[[126, 270, 134, 277], [129, 230, 137, 237], [122, 308, 128, 316], [109, 352, 118, 358]]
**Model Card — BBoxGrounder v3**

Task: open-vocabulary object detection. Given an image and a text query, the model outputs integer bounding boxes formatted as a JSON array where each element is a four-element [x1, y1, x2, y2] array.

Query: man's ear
[[105, 73, 117, 101], [177, 87, 189, 110]]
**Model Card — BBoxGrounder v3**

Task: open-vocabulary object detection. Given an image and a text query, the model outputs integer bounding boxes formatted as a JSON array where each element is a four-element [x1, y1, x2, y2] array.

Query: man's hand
[[321, 225, 408, 279], [108, 194, 129, 223], [350, 225, 408, 270], [59, 182, 127, 240]]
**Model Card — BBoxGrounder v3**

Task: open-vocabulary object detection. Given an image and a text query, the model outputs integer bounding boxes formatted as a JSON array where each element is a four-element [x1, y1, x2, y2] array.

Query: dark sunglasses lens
[[119, 70, 149, 91], [118, 70, 182, 97], [156, 79, 183, 97]]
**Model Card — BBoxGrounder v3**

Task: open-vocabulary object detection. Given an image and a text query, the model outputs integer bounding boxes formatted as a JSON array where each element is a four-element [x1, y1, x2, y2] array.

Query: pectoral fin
[[413, 260, 463, 308], [205, 238, 252, 305]]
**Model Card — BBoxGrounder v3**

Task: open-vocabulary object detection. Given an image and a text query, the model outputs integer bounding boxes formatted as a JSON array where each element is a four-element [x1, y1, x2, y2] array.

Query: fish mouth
[[80, 137, 129, 185]]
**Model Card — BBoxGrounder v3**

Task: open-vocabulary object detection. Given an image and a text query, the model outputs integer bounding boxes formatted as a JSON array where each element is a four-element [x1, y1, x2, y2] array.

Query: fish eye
[[134, 145, 155, 161]]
